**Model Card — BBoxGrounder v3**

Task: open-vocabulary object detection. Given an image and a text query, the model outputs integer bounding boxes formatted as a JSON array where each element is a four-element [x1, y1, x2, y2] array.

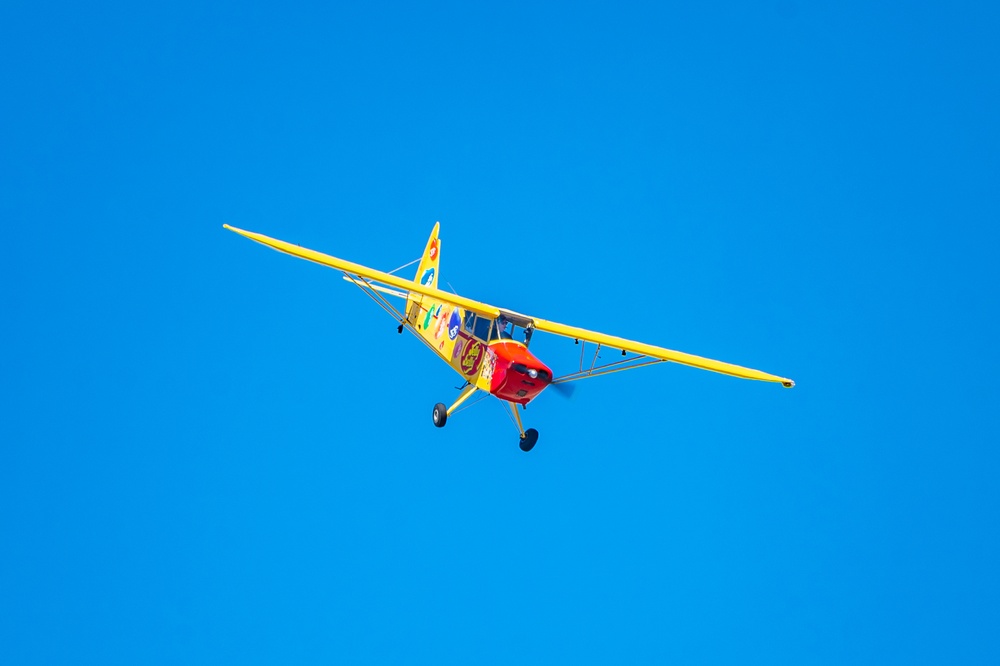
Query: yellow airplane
[[225, 223, 794, 451]]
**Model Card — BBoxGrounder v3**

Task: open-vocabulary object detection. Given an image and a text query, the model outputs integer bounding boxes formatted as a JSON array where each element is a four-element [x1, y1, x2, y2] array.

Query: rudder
[[414, 222, 440, 289], [405, 222, 441, 325]]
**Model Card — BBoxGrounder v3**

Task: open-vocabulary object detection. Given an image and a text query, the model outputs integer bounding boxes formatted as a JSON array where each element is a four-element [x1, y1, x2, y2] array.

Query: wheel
[[432, 402, 448, 428], [519, 428, 539, 452]]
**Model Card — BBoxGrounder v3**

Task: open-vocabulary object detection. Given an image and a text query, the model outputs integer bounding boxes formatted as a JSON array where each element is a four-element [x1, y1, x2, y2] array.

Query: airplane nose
[[488, 341, 553, 404]]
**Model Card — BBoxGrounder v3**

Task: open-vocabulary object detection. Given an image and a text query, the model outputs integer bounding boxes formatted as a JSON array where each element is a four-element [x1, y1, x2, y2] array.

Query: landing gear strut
[[432, 384, 478, 428], [509, 402, 539, 452]]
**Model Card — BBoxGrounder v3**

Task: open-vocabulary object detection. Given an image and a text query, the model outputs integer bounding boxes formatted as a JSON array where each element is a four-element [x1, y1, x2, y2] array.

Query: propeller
[[548, 380, 576, 399]]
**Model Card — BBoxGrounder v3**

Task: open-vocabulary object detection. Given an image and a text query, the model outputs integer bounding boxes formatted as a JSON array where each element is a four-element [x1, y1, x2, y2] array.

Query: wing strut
[[342, 272, 445, 361], [553, 343, 668, 385]]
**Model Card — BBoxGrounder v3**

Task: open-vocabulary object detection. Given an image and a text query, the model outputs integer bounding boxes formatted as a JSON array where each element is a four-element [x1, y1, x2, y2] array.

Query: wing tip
[[781, 380, 795, 388]]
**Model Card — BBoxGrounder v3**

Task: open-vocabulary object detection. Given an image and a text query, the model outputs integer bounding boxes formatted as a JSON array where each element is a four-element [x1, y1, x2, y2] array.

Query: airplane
[[224, 223, 794, 452]]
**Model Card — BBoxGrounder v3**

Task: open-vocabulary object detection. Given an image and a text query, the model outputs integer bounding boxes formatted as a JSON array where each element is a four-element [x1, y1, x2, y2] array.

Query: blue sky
[[2, 1, 998, 663]]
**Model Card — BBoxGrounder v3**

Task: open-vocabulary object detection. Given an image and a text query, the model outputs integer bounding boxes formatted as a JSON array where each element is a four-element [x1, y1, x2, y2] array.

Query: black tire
[[432, 403, 448, 428], [519, 428, 539, 452]]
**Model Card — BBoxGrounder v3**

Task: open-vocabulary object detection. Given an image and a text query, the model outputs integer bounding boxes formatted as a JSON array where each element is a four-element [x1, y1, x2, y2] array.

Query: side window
[[472, 315, 493, 341]]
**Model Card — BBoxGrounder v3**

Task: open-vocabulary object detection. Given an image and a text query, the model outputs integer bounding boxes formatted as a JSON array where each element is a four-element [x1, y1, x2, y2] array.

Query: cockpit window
[[488, 318, 534, 345], [464, 313, 494, 342], [491, 318, 514, 341], [474, 316, 493, 341], [464, 314, 534, 345]]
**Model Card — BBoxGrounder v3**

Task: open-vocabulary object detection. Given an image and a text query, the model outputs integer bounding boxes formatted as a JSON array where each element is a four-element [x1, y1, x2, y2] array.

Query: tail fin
[[405, 223, 441, 325], [414, 222, 440, 289]]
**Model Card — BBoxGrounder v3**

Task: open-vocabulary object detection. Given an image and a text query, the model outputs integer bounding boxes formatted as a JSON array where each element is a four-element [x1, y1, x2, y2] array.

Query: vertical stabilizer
[[414, 222, 440, 289], [405, 223, 441, 325]]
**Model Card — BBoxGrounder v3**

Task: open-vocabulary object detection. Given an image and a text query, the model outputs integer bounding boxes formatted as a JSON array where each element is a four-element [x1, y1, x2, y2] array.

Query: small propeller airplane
[[225, 223, 794, 452]]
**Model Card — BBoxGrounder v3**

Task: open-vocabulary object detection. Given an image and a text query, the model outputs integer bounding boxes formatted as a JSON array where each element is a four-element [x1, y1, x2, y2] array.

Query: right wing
[[531, 316, 795, 388]]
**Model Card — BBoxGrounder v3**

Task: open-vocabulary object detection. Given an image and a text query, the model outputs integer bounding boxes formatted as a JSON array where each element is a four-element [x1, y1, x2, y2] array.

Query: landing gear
[[432, 403, 448, 428], [519, 428, 539, 452], [509, 402, 539, 452], [397, 323, 405, 334], [431, 385, 479, 429]]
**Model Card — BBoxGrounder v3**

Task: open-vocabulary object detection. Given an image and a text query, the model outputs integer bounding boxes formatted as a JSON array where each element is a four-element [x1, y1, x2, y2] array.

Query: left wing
[[223, 225, 499, 318], [531, 316, 795, 388]]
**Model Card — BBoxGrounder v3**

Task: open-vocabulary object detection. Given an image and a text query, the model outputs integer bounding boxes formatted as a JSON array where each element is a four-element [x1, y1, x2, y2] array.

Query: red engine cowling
[[488, 340, 553, 404]]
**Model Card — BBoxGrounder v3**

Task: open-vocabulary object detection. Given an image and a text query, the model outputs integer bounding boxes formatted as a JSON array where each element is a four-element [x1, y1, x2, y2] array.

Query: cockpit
[[463, 311, 534, 346]]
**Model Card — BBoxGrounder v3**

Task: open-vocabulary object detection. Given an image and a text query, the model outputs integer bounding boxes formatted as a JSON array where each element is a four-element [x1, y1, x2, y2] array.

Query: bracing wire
[[499, 400, 520, 431], [451, 391, 489, 416], [386, 257, 421, 275]]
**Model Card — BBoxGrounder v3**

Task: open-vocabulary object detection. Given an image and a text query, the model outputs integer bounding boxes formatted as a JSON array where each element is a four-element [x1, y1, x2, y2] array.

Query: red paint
[[488, 340, 553, 404], [460, 337, 486, 376]]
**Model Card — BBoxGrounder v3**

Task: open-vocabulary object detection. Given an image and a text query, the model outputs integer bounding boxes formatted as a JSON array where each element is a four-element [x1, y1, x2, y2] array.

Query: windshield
[[462, 313, 533, 345]]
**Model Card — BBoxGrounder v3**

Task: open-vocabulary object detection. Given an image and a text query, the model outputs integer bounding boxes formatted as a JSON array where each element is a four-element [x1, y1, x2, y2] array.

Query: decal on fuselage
[[422, 303, 436, 330], [481, 347, 497, 382], [421, 267, 435, 286], [434, 305, 452, 341], [460, 337, 485, 376]]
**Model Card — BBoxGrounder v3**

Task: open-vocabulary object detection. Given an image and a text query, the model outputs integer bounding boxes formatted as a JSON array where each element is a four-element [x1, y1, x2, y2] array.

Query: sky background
[[2, 1, 999, 663]]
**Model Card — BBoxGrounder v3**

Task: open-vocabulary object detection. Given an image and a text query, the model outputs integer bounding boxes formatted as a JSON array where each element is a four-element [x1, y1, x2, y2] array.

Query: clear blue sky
[[2, 1, 998, 663]]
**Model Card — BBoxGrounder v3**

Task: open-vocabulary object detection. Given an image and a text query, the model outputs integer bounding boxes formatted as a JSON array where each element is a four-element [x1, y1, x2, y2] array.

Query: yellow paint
[[446, 384, 478, 416], [532, 317, 795, 387], [224, 224, 794, 389], [510, 402, 526, 437], [223, 225, 499, 318]]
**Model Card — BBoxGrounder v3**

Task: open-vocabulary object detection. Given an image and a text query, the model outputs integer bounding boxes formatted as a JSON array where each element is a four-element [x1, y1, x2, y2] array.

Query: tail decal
[[414, 222, 440, 289], [405, 222, 441, 325]]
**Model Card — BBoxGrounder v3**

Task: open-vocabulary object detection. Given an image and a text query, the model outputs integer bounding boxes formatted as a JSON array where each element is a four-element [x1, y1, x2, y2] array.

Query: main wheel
[[519, 428, 539, 452], [432, 402, 448, 428]]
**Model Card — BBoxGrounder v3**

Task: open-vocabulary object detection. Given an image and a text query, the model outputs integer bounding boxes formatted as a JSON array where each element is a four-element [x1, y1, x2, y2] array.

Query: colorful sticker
[[448, 310, 461, 341], [421, 267, 435, 286], [460, 338, 485, 376], [422, 303, 437, 330], [434, 305, 452, 340], [429, 239, 438, 261], [452, 333, 467, 360], [481, 348, 497, 382]]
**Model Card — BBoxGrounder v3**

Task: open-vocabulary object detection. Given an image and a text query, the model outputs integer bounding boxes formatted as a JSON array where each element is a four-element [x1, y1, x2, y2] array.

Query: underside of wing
[[532, 316, 794, 388]]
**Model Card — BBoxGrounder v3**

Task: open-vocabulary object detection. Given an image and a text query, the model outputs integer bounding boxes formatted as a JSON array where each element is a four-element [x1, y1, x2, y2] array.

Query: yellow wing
[[531, 317, 795, 388], [223, 225, 499, 318], [224, 225, 793, 388]]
